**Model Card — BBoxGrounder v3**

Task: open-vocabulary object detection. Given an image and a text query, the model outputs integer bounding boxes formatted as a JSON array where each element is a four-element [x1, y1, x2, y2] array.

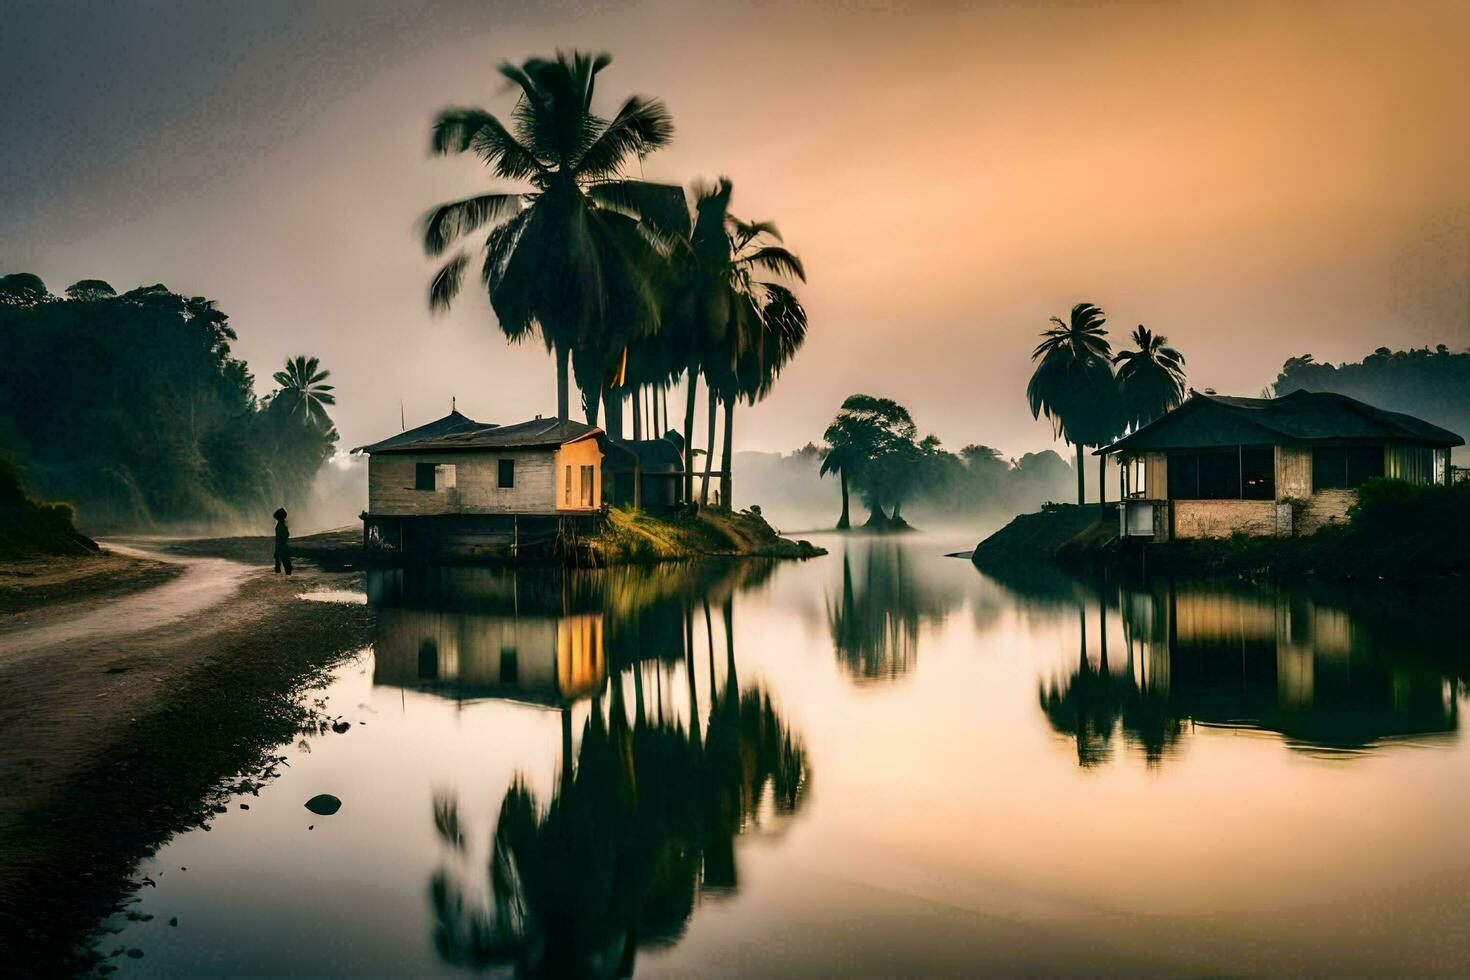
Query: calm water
[[102, 533, 1470, 975]]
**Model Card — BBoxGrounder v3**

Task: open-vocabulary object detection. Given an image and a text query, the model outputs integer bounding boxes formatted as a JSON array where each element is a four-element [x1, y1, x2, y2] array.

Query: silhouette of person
[[273, 507, 293, 575]]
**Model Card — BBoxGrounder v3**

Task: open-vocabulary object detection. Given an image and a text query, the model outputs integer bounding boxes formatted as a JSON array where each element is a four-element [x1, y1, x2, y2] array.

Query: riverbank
[[973, 481, 1470, 582], [165, 510, 825, 568], [0, 550, 372, 972], [584, 507, 825, 564]]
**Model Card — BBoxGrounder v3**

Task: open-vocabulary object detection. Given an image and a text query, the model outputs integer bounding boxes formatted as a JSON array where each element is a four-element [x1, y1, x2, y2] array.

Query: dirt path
[[0, 542, 254, 663], [0, 542, 373, 969], [0, 549, 181, 616]]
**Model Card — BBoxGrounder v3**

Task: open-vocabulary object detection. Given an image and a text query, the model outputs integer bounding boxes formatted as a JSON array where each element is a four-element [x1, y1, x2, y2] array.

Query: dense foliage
[[1272, 346, 1470, 443], [817, 393, 1078, 529], [0, 276, 337, 529], [0, 450, 96, 558]]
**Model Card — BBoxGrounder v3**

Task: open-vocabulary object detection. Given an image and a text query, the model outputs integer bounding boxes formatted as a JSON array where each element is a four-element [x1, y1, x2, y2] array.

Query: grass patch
[[586, 507, 825, 565]]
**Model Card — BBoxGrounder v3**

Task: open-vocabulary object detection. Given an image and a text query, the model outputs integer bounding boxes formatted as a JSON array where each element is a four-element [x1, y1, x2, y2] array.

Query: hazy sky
[[4, 0, 1468, 459]]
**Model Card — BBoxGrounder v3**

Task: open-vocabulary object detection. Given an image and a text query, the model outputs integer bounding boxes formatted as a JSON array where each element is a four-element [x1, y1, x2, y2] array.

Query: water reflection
[[1029, 576, 1461, 767], [368, 563, 808, 976], [826, 542, 962, 683]]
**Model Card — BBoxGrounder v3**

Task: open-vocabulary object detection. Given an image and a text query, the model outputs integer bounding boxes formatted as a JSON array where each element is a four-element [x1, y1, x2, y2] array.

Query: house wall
[[1172, 500, 1288, 539], [553, 438, 602, 511], [1276, 445, 1313, 499], [369, 440, 602, 516], [1296, 489, 1356, 535]]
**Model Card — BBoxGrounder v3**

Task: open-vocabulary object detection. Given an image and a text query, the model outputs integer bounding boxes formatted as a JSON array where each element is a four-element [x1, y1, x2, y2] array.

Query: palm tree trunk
[[1098, 452, 1107, 508], [661, 387, 669, 438], [683, 362, 698, 503], [602, 387, 623, 440], [837, 469, 851, 529], [585, 384, 601, 427], [700, 384, 717, 505], [556, 344, 570, 422], [631, 386, 643, 440], [720, 396, 734, 509], [1074, 441, 1086, 505]]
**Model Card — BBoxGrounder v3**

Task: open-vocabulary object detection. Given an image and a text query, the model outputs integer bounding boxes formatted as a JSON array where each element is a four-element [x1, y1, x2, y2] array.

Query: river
[[99, 531, 1470, 975]]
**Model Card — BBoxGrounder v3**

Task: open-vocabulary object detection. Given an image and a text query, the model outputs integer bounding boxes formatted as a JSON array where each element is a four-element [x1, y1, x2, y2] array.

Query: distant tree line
[[0, 274, 338, 529], [1271, 345, 1470, 448], [424, 51, 808, 509]]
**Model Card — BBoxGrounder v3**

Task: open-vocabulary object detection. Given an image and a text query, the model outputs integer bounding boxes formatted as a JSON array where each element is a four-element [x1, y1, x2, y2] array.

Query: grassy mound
[[586, 507, 825, 564], [0, 453, 96, 559], [971, 503, 1114, 570]]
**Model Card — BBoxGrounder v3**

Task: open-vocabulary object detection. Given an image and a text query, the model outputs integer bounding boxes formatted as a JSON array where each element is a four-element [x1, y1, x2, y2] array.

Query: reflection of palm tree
[[826, 544, 959, 682], [429, 626, 809, 974]]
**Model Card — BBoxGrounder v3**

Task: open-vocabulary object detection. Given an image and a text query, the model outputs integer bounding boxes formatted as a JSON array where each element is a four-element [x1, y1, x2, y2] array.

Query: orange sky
[[4, 0, 1468, 457]]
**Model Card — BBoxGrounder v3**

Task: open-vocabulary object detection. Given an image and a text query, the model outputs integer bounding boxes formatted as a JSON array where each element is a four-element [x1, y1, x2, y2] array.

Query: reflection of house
[[1129, 584, 1456, 750], [355, 413, 605, 559], [373, 606, 605, 706], [1101, 390, 1463, 540]]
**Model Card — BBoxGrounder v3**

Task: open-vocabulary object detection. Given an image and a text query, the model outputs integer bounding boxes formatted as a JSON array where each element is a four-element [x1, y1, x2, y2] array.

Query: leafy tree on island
[[422, 50, 677, 423], [819, 395, 921, 529]]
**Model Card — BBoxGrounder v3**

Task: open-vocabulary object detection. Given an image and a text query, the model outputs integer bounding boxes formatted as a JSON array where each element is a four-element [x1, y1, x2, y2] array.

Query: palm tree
[[1113, 325, 1187, 429], [664, 180, 806, 505], [272, 355, 336, 427], [718, 221, 807, 507], [422, 51, 677, 422], [818, 443, 856, 529], [1027, 302, 1115, 505]]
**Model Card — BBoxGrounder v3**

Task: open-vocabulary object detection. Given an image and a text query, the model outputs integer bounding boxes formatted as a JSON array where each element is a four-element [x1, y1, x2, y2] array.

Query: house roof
[[352, 410, 495, 454], [605, 433, 686, 474], [373, 416, 603, 454], [1100, 389, 1464, 455]]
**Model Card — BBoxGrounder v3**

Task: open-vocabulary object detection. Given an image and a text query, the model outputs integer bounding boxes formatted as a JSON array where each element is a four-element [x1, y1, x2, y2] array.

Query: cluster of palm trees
[[423, 51, 808, 507], [1026, 302, 1188, 505]]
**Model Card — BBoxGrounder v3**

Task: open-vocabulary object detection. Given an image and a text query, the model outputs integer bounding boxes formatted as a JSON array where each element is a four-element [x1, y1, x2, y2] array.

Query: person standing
[[273, 508, 293, 575]]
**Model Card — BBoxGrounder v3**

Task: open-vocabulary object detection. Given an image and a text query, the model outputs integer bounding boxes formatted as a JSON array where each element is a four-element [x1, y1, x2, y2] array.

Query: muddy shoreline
[[0, 549, 372, 974]]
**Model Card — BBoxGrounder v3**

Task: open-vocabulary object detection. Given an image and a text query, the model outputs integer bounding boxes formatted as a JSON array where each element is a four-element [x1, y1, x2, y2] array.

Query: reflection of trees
[[428, 598, 808, 976], [1038, 596, 1181, 768], [1040, 576, 1459, 769], [826, 542, 961, 682]]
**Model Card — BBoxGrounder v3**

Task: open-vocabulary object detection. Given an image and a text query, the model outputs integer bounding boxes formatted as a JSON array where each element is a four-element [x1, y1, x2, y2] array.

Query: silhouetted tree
[[1113, 324, 1187, 428], [423, 50, 677, 423], [1027, 302, 1116, 504], [272, 355, 337, 428]]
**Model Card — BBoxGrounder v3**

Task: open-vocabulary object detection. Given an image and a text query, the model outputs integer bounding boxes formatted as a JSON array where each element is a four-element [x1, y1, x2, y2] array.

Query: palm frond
[[742, 245, 806, 282], [576, 95, 675, 179], [429, 253, 471, 313], [422, 193, 522, 256]]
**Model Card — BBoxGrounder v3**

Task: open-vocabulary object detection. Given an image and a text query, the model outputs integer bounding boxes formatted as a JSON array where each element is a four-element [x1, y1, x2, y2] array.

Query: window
[[565, 465, 572, 505], [580, 464, 595, 507], [498, 458, 515, 489], [1124, 457, 1147, 498], [499, 647, 518, 683], [415, 462, 454, 491], [1241, 447, 1275, 500], [1313, 445, 1383, 490], [1197, 449, 1240, 499], [1167, 446, 1276, 500]]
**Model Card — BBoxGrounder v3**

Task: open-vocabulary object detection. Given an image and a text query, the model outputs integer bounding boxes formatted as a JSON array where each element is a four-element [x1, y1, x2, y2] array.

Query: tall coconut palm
[[717, 223, 807, 507], [1113, 324, 1187, 428], [272, 355, 336, 428], [422, 50, 677, 422], [1027, 302, 1115, 505]]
